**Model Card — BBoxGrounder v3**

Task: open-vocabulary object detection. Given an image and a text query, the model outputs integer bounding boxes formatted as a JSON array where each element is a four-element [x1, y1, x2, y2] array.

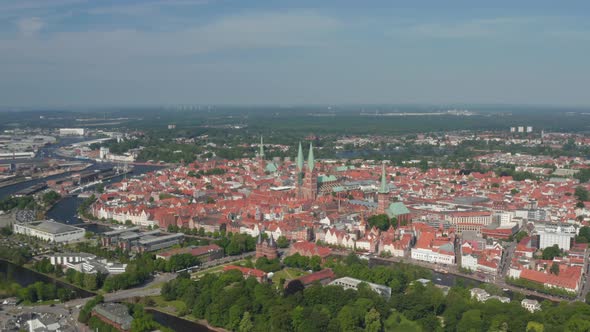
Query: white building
[[470, 288, 490, 302], [462, 254, 478, 271], [526, 126, 533, 133], [329, 277, 391, 299], [13, 220, 85, 243], [411, 232, 456, 265], [488, 295, 510, 303], [536, 224, 576, 250], [50, 252, 127, 274], [495, 212, 513, 226], [411, 247, 455, 265], [518, 126, 525, 133], [106, 153, 135, 163], [50, 252, 96, 265], [99, 147, 110, 159], [59, 128, 85, 136], [521, 299, 541, 312], [0, 152, 35, 159]]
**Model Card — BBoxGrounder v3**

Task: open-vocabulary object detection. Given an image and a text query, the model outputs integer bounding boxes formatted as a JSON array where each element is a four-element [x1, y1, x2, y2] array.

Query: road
[[576, 248, 590, 302], [330, 250, 574, 303], [500, 242, 516, 277]]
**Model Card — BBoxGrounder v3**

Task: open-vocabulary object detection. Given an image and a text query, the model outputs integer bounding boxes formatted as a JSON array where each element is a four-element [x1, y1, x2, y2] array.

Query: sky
[[1, 0, 590, 107]]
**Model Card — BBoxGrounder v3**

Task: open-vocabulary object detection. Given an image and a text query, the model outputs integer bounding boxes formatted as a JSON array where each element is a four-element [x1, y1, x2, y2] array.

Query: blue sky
[[1, 0, 590, 107]]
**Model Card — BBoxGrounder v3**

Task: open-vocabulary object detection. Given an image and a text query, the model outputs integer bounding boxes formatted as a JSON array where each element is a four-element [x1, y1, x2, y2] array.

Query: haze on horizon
[[1, 0, 590, 108]]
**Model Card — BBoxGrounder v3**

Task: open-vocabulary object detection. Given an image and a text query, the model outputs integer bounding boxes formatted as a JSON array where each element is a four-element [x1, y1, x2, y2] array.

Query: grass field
[[150, 295, 187, 315], [191, 259, 247, 279], [271, 268, 308, 285]]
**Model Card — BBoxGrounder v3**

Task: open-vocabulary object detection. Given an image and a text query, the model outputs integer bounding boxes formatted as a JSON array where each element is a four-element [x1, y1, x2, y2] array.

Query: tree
[[457, 309, 484, 332], [238, 312, 254, 332], [542, 245, 562, 260], [276, 236, 289, 248], [550, 262, 560, 276], [526, 321, 544, 332], [42, 191, 61, 205], [284, 280, 304, 296], [365, 308, 381, 332], [419, 160, 429, 172], [368, 214, 391, 231], [575, 186, 589, 202], [84, 273, 98, 290], [514, 231, 528, 243]]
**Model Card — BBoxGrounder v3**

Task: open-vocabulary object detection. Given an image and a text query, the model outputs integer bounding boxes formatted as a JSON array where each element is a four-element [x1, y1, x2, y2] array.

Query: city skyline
[[1, 0, 590, 107]]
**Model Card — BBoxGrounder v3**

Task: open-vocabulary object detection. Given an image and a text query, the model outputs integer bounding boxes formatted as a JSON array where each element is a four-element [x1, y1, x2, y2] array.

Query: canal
[[370, 258, 549, 303], [148, 309, 214, 332], [43, 164, 163, 233], [0, 259, 94, 299]]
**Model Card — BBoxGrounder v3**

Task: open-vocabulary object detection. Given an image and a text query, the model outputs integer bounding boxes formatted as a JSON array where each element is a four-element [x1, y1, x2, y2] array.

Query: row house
[[411, 230, 456, 265], [380, 233, 413, 257], [289, 241, 332, 260], [512, 264, 582, 293], [94, 205, 154, 227], [461, 241, 503, 275], [324, 228, 356, 249]]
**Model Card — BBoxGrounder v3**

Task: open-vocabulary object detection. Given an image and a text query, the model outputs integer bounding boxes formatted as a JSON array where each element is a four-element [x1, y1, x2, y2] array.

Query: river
[[148, 309, 214, 332], [43, 164, 163, 233], [0, 259, 94, 299]]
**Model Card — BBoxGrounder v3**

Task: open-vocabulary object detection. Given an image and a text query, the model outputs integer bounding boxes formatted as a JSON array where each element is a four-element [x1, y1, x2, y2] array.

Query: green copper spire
[[259, 136, 264, 158], [379, 162, 389, 194], [297, 142, 304, 171], [307, 142, 315, 171]]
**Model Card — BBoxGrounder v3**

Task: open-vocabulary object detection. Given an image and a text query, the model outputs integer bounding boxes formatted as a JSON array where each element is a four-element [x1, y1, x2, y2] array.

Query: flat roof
[[103, 226, 141, 236], [20, 220, 84, 234], [139, 233, 183, 245]]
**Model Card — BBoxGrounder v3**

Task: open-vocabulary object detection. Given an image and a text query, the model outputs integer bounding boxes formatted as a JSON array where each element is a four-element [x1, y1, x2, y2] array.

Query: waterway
[[42, 164, 162, 233], [370, 258, 548, 303], [0, 259, 94, 299], [1, 162, 163, 233], [148, 309, 214, 332]]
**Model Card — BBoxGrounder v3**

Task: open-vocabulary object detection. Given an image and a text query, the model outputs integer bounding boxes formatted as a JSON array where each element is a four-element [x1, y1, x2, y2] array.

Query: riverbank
[[147, 307, 227, 332], [22, 261, 99, 296], [0, 259, 94, 299]]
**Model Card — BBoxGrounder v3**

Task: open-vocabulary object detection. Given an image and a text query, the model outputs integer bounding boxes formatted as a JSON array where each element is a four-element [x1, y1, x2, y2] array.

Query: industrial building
[[101, 227, 184, 252], [13, 220, 85, 243]]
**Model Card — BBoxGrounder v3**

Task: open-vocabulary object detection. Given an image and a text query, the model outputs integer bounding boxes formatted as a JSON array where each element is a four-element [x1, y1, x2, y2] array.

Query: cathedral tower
[[377, 162, 389, 214], [302, 142, 318, 200]]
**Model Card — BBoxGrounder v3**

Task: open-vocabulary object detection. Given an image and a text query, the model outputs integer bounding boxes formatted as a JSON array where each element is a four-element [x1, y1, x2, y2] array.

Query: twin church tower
[[259, 137, 389, 207], [258, 137, 318, 200]]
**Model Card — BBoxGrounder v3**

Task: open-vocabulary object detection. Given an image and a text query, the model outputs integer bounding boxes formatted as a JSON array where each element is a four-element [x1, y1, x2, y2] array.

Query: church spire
[[297, 142, 304, 171], [379, 162, 389, 194], [307, 142, 315, 171], [259, 136, 264, 158]]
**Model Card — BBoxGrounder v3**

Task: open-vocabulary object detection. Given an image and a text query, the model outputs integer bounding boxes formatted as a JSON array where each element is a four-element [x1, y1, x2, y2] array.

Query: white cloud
[[0, 0, 86, 13], [16, 17, 45, 36], [394, 17, 539, 39], [86, 0, 211, 16], [1, 11, 341, 63]]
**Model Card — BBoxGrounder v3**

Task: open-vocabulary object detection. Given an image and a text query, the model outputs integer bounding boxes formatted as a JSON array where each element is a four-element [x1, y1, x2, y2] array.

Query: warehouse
[[13, 220, 85, 243]]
